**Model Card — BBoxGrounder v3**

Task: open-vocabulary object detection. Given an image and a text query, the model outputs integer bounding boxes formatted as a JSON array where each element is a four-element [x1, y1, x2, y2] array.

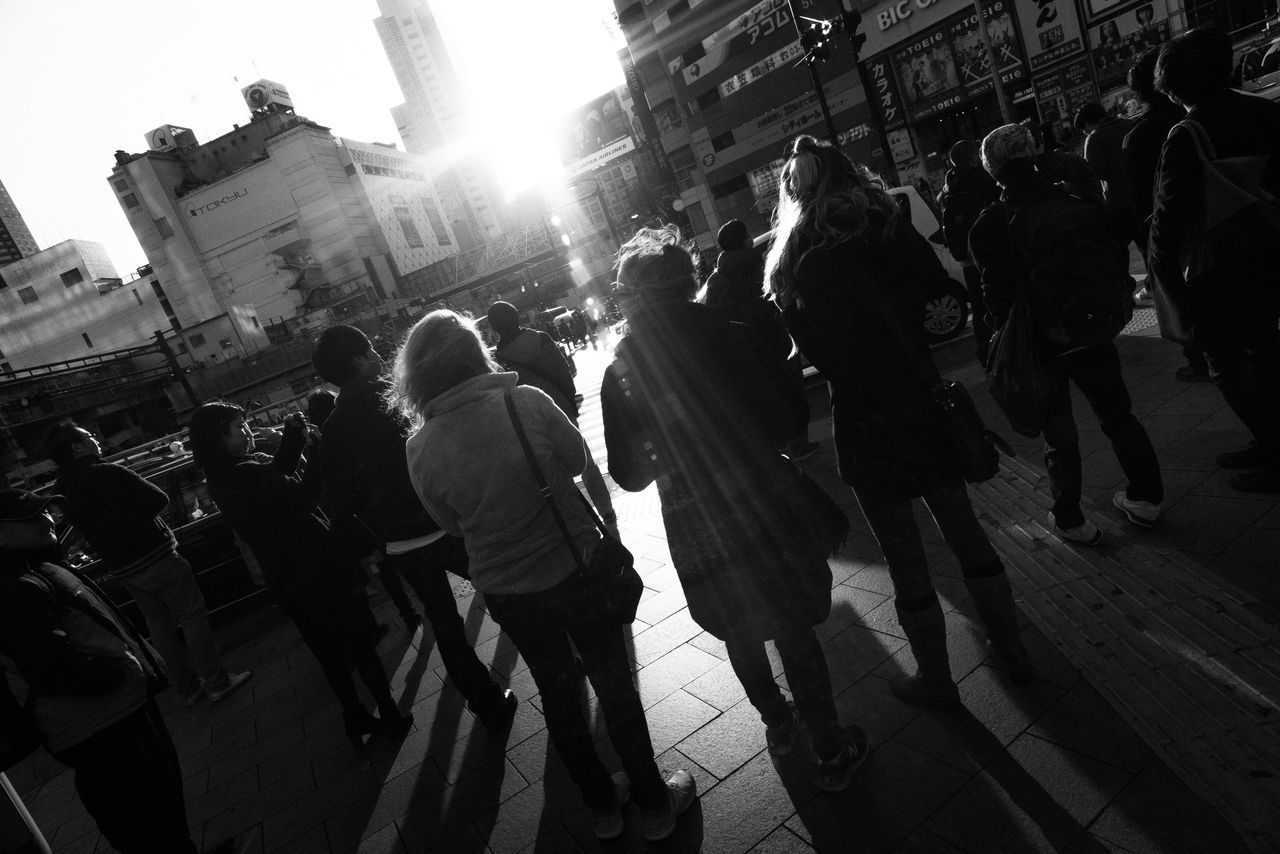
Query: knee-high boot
[[964, 573, 1034, 683], [891, 600, 961, 709], [354, 644, 414, 738]]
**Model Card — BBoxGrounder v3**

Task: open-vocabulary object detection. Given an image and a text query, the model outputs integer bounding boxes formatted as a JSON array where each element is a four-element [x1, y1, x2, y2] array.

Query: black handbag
[[862, 274, 1006, 483], [503, 390, 643, 624], [985, 298, 1052, 438]]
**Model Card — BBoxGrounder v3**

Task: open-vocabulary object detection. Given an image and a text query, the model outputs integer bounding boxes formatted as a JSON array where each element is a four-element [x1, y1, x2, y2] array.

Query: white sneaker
[[591, 772, 630, 840], [207, 670, 253, 703], [1052, 518, 1103, 546], [1113, 491, 1160, 527], [640, 769, 696, 842]]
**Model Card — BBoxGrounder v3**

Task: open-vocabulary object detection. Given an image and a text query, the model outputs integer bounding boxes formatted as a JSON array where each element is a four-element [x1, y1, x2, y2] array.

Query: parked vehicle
[[1238, 35, 1280, 101]]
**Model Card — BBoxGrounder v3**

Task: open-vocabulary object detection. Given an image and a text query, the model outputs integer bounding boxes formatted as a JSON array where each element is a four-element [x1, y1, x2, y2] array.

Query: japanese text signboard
[[1017, 0, 1086, 70]]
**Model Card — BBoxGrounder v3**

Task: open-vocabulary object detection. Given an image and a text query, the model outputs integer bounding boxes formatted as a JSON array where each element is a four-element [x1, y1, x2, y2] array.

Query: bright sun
[[431, 0, 627, 197]]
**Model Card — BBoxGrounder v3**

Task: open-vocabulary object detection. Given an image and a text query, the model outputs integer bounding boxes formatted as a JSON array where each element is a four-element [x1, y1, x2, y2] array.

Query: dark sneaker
[[765, 702, 802, 756], [207, 671, 252, 704], [1229, 469, 1280, 494], [471, 688, 518, 732], [1175, 364, 1211, 382], [640, 769, 696, 842], [591, 772, 630, 840], [815, 726, 869, 792], [1217, 442, 1265, 469]]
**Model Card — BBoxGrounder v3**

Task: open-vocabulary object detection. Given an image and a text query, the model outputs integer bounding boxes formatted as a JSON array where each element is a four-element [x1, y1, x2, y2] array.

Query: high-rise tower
[[0, 178, 39, 268]]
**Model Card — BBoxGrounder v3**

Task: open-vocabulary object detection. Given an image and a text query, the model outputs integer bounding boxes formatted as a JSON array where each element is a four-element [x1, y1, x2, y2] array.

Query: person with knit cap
[[938, 139, 1000, 365]]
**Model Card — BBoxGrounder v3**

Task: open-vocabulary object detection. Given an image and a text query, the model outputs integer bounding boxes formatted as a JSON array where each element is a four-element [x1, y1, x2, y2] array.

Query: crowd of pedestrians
[[1, 26, 1277, 852]]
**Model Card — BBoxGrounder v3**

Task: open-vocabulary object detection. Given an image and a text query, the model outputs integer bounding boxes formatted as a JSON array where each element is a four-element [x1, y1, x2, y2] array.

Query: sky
[[0, 0, 623, 276]]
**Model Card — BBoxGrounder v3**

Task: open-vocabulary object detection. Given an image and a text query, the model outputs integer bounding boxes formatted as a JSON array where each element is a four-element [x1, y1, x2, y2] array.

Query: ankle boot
[[343, 707, 384, 748], [964, 573, 1033, 683], [355, 650, 414, 739], [891, 600, 961, 708]]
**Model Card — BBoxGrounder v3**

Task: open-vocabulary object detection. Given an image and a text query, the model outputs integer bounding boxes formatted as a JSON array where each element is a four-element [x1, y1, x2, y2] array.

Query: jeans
[[724, 618, 843, 758], [486, 577, 666, 811], [1201, 313, 1280, 467], [854, 476, 1000, 607], [381, 536, 499, 708], [119, 552, 230, 694], [962, 263, 992, 366], [292, 602, 393, 717], [53, 701, 196, 854], [1042, 342, 1163, 528]]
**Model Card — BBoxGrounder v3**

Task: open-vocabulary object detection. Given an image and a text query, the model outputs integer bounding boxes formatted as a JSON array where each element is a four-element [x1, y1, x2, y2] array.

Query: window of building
[[0, 363, 10, 374], [155, 217, 173, 240], [113, 179, 128, 193], [18, 287, 38, 304], [251, 316, 260, 328], [189, 333, 206, 347], [710, 131, 735, 152], [61, 268, 85, 287], [423, 200, 451, 246], [683, 200, 710, 236], [711, 175, 750, 198], [618, 2, 644, 25], [82, 332, 93, 348], [681, 41, 705, 66], [133, 290, 143, 305], [123, 193, 139, 209], [696, 89, 722, 111], [219, 338, 234, 350]]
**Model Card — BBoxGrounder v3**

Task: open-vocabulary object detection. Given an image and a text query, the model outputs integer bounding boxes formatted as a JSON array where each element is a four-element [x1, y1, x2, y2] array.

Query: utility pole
[[971, 0, 1015, 122], [154, 331, 198, 409], [787, 0, 840, 144], [838, 1, 902, 186]]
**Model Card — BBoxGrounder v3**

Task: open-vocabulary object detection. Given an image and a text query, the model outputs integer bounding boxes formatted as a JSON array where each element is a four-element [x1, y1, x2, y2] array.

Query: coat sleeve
[[968, 205, 1017, 326], [601, 361, 656, 492], [528, 387, 586, 478], [318, 420, 365, 520], [0, 577, 126, 695], [538, 336, 579, 409], [105, 464, 169, 517], [1148, 124, 1200, 285]]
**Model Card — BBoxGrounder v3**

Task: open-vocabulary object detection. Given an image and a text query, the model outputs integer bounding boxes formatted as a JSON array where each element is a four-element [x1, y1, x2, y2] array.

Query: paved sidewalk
[[7, 322, 1278, 853]]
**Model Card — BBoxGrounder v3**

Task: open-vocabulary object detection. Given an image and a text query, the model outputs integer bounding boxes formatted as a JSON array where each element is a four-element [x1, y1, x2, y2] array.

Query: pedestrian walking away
[[938, 140, 1001, 365], [390, 310, 695, 841], [0, 489, 212, 854], [604, 225, 869, 792], [970, 122, 1164, 540], [1148, 28, 1280, 494], [189, 403, 412, 748], [311, 325, 517, 733], [765, 134, 1034, 709], [44, 422, 251, 708]]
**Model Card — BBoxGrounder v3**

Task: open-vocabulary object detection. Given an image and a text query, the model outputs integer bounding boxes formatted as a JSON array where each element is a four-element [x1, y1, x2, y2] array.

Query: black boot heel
[[343, 708, 384, 748]]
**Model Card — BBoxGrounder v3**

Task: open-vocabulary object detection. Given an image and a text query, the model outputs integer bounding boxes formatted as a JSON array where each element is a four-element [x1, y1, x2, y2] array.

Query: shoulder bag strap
[[56, 565, 165, 679], [503, 390, 595, 574], [1177, 118, 1216, 163]]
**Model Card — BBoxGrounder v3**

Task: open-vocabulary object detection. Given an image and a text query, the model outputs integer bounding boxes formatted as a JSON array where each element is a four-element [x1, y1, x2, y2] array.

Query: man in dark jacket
[[1149, 28, 1280, 493], [1123, 47, 1211, 382], [1075, 102, 1137, 248], [45, 423, 251, 707], [938, 140, 1000, 364], [970, 123, 1163, 544], [703, 219, 819, 460], [312, 325, 516, 732], [1027, 120, 1106, 209], [0, 489, 208, 853], [486, 302, 620, 534]]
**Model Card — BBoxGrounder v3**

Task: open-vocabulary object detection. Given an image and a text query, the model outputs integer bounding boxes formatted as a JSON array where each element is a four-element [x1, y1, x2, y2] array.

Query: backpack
[[941, 187, 983, 262], [1005, 190, 1133, 347]]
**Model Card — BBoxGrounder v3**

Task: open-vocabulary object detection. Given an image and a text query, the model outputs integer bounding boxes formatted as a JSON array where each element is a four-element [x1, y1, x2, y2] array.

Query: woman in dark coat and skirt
[[188, 402, 411, 746], [601, 227, 867, 792], [763, 135, 1032, 709]]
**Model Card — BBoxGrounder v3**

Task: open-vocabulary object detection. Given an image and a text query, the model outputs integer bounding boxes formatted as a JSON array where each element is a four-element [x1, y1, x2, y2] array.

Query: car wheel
[[923, 279, 969, 344]]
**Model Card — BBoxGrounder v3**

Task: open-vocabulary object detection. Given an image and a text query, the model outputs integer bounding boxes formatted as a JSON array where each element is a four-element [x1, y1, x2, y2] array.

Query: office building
[[0, 178, 39, 267]]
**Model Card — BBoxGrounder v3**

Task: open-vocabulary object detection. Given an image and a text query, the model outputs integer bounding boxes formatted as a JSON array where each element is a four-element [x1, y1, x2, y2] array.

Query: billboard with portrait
[[1087, 2, 1171, 90], [557, 89, 637, 177]]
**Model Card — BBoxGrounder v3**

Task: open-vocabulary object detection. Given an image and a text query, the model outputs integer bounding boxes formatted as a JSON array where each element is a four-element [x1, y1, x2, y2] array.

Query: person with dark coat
[[764, 135, 1032, 711], [603, 225, 867, 793], [487, 302, 619, 536], [703, 218, 819, 460], [970, 123, 1163, 540], [938, 140, 1001, 364], [1075, 102, 1138, 247], [311, 325, 516, 732], [0, 489, 206, 853], [1027, 120, 1106, 209], [44, 422, 251, 707], [188, 402, 411, 747], [1148, 28, 1280, 493]]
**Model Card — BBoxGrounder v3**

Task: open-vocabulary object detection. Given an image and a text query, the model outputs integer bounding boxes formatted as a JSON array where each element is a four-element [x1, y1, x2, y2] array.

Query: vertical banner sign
[[669, 0, 790, 85], [947, 0, 1028, 99], [1032, 56, 1098, 126], [864, 51, 907, 130], [892, 24, 964, 121], [1018, 0, 1086, 70]]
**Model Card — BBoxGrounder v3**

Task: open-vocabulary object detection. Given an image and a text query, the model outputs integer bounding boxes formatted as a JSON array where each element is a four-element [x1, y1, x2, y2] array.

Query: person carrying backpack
[[970, 123, 1163, 544], [939, 140, 1000, 364], [1149, 29, 1280, 494]]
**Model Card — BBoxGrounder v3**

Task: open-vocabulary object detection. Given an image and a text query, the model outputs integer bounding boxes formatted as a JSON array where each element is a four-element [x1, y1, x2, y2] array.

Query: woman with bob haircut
[[763, 135, 1032, 709], [187, 401, 411, 747], [388, 309, 694, 843], [601, 226, 866, 793]]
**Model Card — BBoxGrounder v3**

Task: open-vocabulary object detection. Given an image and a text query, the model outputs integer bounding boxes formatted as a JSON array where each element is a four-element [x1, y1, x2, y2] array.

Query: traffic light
[[799, 18, 833, 62]]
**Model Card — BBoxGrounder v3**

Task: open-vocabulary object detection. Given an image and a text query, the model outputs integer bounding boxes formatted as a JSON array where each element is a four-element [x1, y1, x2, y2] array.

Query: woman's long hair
[[613, 225, 701, 310], [763, 135, 898, 306], [387, 309, 498, 424], [188, 401, 245, 473]]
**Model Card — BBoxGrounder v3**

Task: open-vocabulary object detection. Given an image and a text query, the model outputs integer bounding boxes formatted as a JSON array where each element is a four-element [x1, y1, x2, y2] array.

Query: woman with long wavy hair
[[388, 310, 694, 843], [763, 135, 1032, 708]]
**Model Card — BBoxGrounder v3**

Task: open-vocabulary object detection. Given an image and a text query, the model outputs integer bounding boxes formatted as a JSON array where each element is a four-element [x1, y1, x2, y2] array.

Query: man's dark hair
[[486, 301, 521, 338], [1128, 48, 1162, 103], [312, 325, 371, 386], [307, 390, 337, 427], [1156, 28, 1233, 107], [716, 219, 750, 251], [1073, 102, 1107, 131], [44, 421, 86, 465], [188, 401, 244, 473]]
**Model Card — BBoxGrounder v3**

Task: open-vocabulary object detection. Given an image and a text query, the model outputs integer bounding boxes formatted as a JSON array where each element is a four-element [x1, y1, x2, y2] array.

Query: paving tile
[[688, 630, 730, 661], [632, 609, 703, 668], [1027, 680, 1154, 774], [696, 750, 803, 854], [678, 697, 769, 779], [635, 643, 722, 710], [644, 689, 721, 756], [683, 659, 751, 712], [354, 820, 406, 853], [749, 826, 815, 852], [890, 828, 970, 853]]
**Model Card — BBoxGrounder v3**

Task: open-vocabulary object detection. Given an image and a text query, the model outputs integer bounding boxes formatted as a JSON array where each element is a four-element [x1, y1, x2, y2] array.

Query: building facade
[[0, 178, 39, 268], [616, 0, 1188, 245], [374, 0, 508, 242]]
